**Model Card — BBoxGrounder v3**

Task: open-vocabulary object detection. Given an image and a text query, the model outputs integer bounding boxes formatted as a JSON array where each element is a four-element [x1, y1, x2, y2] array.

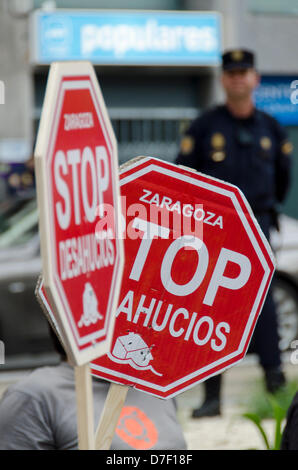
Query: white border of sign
[[35, 61, 124, 366], [91, 157, 275, 398]]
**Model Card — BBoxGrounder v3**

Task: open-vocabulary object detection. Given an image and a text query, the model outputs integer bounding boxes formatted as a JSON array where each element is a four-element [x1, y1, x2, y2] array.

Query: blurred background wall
[[0, 0, 297, 217]]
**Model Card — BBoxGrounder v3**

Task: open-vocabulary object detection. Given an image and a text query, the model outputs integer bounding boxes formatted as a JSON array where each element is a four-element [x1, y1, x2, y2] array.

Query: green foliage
[[242, 380, 298, 450]]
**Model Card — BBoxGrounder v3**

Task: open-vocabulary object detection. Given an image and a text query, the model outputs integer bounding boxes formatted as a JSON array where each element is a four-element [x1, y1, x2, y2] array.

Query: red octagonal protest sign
[[34, 62, 124, 365], [90, 157, 275, 398]]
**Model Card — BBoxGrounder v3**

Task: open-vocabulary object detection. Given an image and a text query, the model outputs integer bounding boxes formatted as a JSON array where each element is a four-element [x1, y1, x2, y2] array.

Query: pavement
[[1, 354, 298, 451]]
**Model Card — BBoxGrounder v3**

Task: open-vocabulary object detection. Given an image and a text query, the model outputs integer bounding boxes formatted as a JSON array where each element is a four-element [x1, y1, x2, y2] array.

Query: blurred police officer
[[176, 49, 292, 418]]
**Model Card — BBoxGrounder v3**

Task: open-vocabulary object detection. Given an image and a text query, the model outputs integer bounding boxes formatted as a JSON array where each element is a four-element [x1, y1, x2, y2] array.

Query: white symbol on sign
[[108, 332, 162, 376], [78, 282, 103, 328]]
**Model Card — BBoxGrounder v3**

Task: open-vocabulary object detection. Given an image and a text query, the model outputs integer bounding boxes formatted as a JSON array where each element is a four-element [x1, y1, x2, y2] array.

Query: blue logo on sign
[[40, 15, 74, 58]]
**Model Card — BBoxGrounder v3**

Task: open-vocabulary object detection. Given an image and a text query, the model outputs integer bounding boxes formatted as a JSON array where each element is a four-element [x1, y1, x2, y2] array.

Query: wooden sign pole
[[95, 383, 129, 450], [75, 364, 95, 450]]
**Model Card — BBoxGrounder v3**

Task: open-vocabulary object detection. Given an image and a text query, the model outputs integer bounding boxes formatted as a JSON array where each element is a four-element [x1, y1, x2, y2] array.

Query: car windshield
[[0, 197, 39, 249]]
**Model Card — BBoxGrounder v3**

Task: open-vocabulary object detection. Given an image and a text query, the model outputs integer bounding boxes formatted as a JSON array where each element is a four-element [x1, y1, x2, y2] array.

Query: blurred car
[[0, 196, 297, 369]]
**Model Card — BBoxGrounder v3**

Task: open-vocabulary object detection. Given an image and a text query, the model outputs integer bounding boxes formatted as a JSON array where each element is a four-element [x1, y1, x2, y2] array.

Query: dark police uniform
[[175, 49, 292, 416]]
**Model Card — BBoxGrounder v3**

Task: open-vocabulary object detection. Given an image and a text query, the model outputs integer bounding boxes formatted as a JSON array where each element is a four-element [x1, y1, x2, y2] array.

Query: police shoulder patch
[[180, 136, 194, 154], [260, 136, 272, 150]]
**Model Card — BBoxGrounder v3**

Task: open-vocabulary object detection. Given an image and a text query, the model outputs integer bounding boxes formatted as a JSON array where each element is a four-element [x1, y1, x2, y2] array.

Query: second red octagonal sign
[[35, 62, 124, 365], [91, 157, 275, 398]]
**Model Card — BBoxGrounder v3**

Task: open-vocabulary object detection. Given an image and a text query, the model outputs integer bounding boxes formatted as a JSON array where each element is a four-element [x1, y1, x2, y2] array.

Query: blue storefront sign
[[30, 9, 221, 66], [254, 76, 298, 126]]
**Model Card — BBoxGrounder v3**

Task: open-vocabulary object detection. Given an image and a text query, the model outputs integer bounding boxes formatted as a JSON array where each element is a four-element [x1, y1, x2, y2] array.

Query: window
[[0, 198, 38, 249]]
